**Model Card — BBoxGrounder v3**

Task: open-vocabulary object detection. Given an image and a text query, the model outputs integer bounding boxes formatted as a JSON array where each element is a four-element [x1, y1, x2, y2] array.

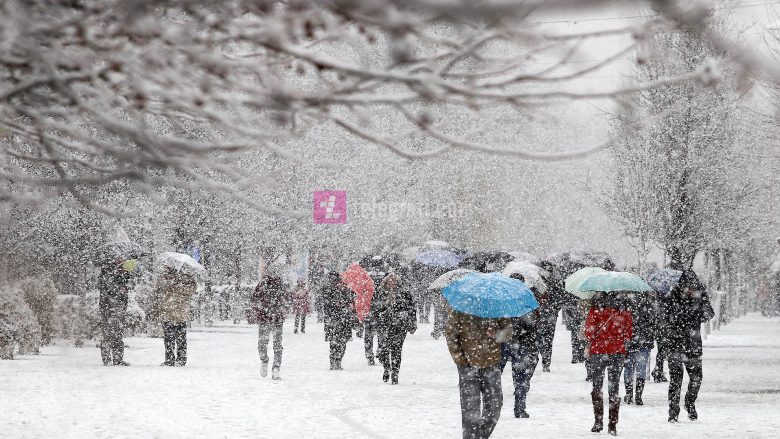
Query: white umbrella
[[508, 251, 541, 265], [428, 268, 476, 290], [158, 252, 206, 279], [502, 261, 548, 294]]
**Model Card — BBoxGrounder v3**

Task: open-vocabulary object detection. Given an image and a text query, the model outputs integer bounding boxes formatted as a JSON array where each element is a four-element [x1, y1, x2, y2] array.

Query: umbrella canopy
[[508, 251, 541, 265], [420, 240, 454, 251], [415, 249, 464, 268], [544, 251, 615, 277], [442, 272, 539, 318], [570, 271, 653, 300], [428, 268, 477, 290], [646, 269, 683, 297], [501, 261, 548, 293], [341, 263, 375, 322], [158, 252, 206, 280], [565, 267, 607, 292], [93, 241, 143, 266], [459, 251, 514, 272]]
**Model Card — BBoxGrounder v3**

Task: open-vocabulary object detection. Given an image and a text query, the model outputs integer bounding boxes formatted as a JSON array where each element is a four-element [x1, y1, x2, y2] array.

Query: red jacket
[[584, 307, 633, 356]]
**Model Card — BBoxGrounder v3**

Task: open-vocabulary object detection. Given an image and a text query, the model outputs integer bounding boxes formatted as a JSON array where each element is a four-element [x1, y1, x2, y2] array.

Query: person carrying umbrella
[[498, 273, 540, 419], [250, 267, 292, 380], [373, 272, 417, 384], [584, 292, 633, 436], [322, 271, 356, 370], [151, 263, 198, 367], [623, 292, 657, 406], [97, 257, 137, 366], [444, 272, 535, 439], [659, 270, 714, 423]]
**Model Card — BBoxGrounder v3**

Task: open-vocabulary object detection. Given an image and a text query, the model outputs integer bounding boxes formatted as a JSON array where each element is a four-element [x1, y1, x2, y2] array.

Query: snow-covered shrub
[[0, 287, 42, 359], [55, 294, 94, 346], [14, 276, 58, 345], [123, 297, 147, 337]]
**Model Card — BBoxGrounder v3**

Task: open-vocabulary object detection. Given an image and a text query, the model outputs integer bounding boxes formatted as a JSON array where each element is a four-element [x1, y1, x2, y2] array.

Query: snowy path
[[2, 313, 779, 438]]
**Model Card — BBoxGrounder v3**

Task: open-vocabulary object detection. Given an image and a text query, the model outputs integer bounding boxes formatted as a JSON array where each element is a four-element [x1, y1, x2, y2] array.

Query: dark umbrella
[[459, 251, 514, 272], [93, 241, 144, 266]]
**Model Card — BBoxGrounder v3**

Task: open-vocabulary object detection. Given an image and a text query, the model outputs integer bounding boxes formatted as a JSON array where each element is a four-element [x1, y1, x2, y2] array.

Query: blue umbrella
[[442, 272, 539, 318], [646, 269, 683, 297], [415, 250, 464, 268]]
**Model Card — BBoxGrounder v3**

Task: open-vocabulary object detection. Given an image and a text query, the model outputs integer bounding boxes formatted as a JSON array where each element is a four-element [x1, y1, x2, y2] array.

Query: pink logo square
[[313, 190, 347, 224]]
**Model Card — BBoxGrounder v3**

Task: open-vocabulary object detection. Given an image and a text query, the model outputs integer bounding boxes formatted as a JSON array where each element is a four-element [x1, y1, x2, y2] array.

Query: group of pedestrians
[[98, 253, 715, 438], [443, 269, 714, 438]]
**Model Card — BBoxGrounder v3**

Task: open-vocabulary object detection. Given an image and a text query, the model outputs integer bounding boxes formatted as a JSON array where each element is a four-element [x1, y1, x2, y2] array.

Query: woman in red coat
[[584, 292, 632, 436]]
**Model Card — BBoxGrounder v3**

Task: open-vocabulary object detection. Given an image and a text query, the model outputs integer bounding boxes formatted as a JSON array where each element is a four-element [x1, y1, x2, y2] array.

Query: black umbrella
[[92, 241, 144, 266]]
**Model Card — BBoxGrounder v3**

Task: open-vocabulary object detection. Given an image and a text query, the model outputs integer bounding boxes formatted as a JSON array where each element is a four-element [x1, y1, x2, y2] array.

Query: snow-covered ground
[[2, 313, 779, 438]]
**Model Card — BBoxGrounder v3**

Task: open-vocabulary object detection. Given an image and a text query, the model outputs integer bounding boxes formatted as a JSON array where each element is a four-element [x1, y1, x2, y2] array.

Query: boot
[[668, 404, 680, 423], [391, 371, 399, 385], [635, 379, 645, 406], [272, 366, 281, 381], [685, 399, 698, 421], [591, 392, 604, 432], [652, 368, 667, 383], [260, 361, 268, 377], [608, 397, 620, 435], [624, 381, 634, 405], [382, 369, 390, 383]]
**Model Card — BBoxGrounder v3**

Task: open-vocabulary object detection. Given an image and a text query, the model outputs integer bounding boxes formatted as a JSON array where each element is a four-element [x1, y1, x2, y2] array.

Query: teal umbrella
[[564, 267, 606, 293], [570, 271, 653, 300]]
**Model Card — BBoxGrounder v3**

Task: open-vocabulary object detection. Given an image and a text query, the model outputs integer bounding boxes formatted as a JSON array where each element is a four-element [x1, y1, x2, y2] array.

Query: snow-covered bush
[[55, 294, 95, 346], [14, 276, 58, 345], [0, 287, 42, 359]]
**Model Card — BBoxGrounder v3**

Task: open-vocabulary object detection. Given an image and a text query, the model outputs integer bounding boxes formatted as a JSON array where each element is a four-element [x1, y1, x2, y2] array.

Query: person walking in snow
[[584, 292, 633, 436], [446, 309, 512, 439], [659, 270, 714, 423], [373, 273, 417, 385], [151, 266, 197, 367], [291, 279, 311, 334], [98, 258, 135, 366], [322, 272, 355, 370], [498, 274, 540, 418], [623, 293, 657, 406], [250, 271, 291, 380]]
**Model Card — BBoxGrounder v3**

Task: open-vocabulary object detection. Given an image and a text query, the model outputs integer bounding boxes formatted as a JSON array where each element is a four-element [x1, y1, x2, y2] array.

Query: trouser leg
[[377, 327, 390, 370], [163, 322, 176, 364], [590, 355, 608, 426], [175, 323, 187, 365], [684, 356, 703, 407], [272, 321, 283, 369], [301, 314, 306, 332], [668, 352, 684, 417], [257, 323, 271, 364], [364, 321, 375, 360], [294, 314, 300, 331], [458, 366, 483, 439], [515, 347, 538, 412], [390, 330, 406, 375], [480, 366, 503, 438]]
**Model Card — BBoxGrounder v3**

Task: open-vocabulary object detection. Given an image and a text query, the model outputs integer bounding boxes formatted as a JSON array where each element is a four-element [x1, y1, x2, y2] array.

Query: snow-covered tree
[[605, 24, 767, 271]]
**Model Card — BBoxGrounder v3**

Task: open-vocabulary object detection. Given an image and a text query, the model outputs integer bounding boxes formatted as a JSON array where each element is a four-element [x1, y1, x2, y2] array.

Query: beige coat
[[445, 310, 511, 368], [152, 271, 197, 323]]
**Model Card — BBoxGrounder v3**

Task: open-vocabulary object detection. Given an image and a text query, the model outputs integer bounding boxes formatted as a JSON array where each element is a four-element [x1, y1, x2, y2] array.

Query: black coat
[[626, 297, 656, 351], [371, 284, 417, 335], [98, 264, 131, 318], [322, 278, 355, 342], [509, 311, 539, 354], [659, 294, 714, 357]]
